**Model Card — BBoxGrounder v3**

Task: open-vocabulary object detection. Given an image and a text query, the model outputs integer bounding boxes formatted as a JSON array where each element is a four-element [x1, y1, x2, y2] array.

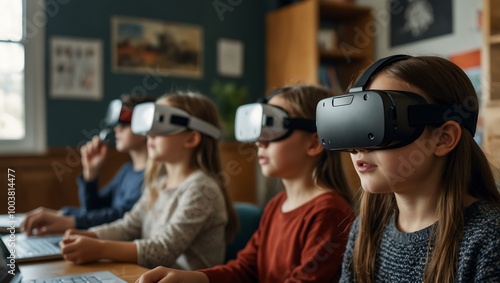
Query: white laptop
[[0, 214, 25, 234], [1, 233, 63, 263], [0, 239, 126, 283]]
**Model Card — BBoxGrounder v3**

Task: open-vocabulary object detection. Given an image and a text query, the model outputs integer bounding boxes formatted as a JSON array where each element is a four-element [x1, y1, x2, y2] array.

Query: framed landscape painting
[[112, 16, 203, 78]]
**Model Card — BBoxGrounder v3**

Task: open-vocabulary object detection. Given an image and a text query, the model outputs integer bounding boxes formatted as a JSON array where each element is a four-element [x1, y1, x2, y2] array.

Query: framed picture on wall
[[50, 37, 103, 100], [390, 0, 453, 47], [112, 16, 203, 78]]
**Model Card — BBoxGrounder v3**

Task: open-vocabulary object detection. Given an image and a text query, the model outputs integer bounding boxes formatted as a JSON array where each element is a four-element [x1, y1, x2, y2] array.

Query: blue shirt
[[61, 162, 143, 229]]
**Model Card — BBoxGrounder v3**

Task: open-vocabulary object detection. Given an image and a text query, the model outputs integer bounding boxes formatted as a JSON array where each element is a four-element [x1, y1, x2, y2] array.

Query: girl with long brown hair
[[339, 55, 500, 283]]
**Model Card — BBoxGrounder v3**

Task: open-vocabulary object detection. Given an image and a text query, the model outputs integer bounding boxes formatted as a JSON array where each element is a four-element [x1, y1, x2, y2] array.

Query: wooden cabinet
[[482, 0, 500, 169], [0, 148, 130, 213], [266, 0, 374, 192], [482, 0, 500, 103]]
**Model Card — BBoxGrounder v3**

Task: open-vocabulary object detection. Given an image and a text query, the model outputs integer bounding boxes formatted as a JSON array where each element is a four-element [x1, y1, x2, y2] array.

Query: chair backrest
[[225, 202, 262, 262]]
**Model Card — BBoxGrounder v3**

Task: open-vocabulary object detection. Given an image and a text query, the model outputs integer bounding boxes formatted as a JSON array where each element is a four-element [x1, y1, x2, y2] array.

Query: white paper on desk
[[217, 38, 244, 77]]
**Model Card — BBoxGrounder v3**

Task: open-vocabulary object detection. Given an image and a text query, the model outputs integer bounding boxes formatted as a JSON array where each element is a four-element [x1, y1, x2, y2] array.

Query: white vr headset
[[104, 99, 133, 126], [131, 102, 222, 140], [235, 88, 316, 142]]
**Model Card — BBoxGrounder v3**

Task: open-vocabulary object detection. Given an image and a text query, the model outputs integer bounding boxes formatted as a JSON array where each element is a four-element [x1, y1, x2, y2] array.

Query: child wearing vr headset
[[136, 85, 355, 283], [315, 55, 500, 282], [22, 94, 154, 235], [59, 92, 238, 270]]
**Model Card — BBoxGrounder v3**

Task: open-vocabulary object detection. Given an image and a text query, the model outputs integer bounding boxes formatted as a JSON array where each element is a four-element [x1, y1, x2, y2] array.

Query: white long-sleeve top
[[89, 170, 228, 270]]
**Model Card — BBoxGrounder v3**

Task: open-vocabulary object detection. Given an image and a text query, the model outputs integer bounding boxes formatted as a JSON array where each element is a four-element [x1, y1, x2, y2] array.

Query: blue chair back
[[225, 202, 262, 262]]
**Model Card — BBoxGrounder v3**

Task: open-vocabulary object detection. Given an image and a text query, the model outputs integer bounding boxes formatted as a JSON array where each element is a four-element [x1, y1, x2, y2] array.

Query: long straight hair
[[144, 92, 239, 243], [351, 56, 500, 283], [274, 85, 353, 205]]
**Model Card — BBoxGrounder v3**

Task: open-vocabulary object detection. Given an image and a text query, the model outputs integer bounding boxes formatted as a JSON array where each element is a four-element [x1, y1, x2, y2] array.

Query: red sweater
[[200, 191, 354, 283]]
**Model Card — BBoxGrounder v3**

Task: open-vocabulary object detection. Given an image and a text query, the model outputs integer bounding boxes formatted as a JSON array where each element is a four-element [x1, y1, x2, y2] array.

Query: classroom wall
[[356, 0, 482, 58], [45, 0, 265, 146]]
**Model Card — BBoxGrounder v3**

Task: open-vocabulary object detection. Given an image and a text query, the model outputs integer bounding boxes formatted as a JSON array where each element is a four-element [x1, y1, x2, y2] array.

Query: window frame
[[0, 0, 46, 154]]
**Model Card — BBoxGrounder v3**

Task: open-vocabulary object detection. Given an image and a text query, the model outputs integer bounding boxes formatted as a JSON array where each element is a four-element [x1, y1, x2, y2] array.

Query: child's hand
[[60, 235, 103, 264], [22, 207, 75, 236], [136, 267, 209, 283], [63, 229, 97, 239], [80, 135, 108, 181]]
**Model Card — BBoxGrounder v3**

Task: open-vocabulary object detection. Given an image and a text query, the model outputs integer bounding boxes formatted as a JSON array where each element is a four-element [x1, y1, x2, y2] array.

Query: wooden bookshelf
[[266, 0, 374, 92], [482, 0, 500, 172]]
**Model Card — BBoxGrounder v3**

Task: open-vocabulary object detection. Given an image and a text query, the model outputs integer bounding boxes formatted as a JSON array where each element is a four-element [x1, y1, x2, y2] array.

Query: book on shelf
[[317, 28, 338, 51], [319, 64, 343, 94], [318, 22, 340, 52]]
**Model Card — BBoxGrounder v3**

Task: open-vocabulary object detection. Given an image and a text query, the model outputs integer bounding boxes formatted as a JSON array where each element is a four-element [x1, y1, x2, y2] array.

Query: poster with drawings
[[50, 37, 102, 100]]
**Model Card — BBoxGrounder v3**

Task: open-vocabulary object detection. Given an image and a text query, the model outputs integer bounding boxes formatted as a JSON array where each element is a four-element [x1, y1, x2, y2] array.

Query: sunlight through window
[[0, 0, 25, 140]]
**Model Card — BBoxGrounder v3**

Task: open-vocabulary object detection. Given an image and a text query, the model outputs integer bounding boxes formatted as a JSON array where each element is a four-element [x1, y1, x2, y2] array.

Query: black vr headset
[[316, 54, 478, 151], [234, 87, 317, 142]]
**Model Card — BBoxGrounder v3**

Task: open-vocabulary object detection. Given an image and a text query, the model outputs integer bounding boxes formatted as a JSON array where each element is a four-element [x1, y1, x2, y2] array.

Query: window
[[0, 0, 45, 153]]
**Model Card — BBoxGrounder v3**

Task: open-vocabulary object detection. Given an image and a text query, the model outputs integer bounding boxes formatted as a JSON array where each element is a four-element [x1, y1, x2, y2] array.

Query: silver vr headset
[[104, 99, 133, 126], [235, 88, 316, 142], [131, 102, 222, 140], [316, 54, 478, 151]]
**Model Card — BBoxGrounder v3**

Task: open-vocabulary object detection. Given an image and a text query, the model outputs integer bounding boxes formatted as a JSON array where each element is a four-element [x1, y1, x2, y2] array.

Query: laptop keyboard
[[20, 271, 125, 283], [16, 237, 60, 258], [23, 274, 108, 283]]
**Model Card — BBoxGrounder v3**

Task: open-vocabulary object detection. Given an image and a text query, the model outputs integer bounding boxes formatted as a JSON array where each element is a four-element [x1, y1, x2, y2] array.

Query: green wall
[[45, 0, 265, 146]]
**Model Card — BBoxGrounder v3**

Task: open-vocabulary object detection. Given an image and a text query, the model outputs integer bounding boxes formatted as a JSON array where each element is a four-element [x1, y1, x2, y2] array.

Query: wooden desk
[[19, 260, 149, 283]]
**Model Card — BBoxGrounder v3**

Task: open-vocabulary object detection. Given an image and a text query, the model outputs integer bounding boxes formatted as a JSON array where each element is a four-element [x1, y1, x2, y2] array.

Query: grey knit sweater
[[90, 170, 228, 270], [340, 201, 500, 282]]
